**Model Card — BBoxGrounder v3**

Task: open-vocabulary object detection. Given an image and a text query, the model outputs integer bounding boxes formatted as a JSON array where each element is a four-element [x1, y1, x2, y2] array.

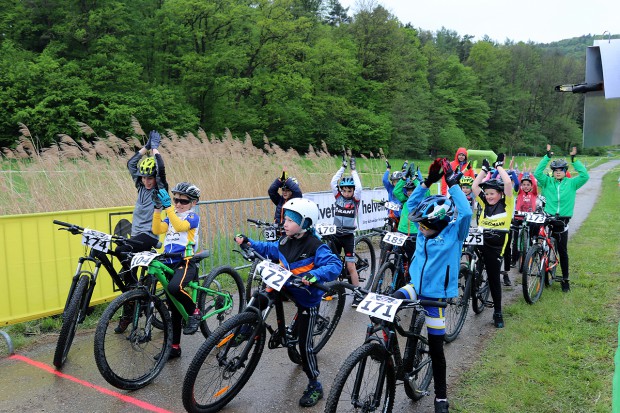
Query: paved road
[[1, 160, 617, 413]]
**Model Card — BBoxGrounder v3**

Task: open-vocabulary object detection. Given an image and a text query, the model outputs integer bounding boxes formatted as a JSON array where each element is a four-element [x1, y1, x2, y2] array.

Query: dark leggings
[[166, 261, 198, 345], [480, 233, 507, 313], [115, 233, 159, 285], [553, 228, 570, 280]]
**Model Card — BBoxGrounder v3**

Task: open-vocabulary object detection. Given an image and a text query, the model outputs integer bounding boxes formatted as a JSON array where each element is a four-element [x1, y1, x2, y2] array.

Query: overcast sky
[[338, 0, 618, 44]]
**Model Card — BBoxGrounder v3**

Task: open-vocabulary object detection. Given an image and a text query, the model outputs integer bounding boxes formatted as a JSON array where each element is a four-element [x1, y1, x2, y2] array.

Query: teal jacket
[[534, 155, 589, 217]]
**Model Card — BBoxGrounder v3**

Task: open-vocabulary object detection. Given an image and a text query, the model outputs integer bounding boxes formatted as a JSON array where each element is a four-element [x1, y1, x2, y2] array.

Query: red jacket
[[515, 172, 539, 213], [441, 147, 476, 195]]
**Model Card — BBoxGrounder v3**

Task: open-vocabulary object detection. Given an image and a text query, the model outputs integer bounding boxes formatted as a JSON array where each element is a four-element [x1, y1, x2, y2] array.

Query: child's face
[[281, 188, 293, 201], [458, 153, 466, 162], [142, 176, 156, 190], [483, 189, 502, 205], [340, 187, 354, 199], [460, 185, 472, 195], [552, 168, 566, 180], [418, 221, 439, 237], [521, 181, 532, 193], [173, 194, 196, 213], [283, 216, 302, 236]]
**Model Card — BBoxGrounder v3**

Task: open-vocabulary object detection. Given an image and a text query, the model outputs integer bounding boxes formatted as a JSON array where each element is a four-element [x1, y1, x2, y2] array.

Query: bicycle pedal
[[485, 301, 494, 308]]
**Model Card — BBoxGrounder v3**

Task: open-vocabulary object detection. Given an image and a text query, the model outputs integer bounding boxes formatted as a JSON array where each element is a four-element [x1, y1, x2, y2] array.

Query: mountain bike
[[324, 283, 448, 412], [93, 250, 245, 390], [318, 224, 376, 289], [242, 218, 283, 302], [510, 212, 532, 273], [369, 230, 415, 296], [521, 212, 563, 304], [52, 220, 145, 369], [462, 227, 492, 314], [181, 245, 345, 413]]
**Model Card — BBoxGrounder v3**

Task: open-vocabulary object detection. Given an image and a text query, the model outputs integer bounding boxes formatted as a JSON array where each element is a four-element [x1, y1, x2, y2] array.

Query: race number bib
[[263, 227, 277, 241], [464, 228, 483, 246], [255, 260, 293, 291], [131, 251, 159, 269], [82, 228, 112, 253], [384, 201, 401, 212], [316, 223, 337, 236], [382, 232, 407, 246], [526, 213, 545, 223], [356, 293, 403, 322]]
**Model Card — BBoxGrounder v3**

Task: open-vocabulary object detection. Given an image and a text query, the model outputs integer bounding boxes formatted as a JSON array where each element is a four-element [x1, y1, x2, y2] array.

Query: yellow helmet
[[138, 157, 156, 177], [459, 176, 474, 186]]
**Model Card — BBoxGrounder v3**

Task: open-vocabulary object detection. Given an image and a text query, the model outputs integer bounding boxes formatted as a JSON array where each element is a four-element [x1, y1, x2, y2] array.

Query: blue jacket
[[268, 177, 302, 224], [406, 185, 472, 298], [248, 232, 342, 308], [382, 170, 402, 218]]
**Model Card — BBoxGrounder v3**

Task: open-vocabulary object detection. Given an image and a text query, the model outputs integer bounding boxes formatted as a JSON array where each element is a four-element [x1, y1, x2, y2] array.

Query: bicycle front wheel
[[522, 245, 544, 304], [182, 311, 266, 413], [53, 273, 90, 369], [325, 341, 395, 413], [444, 264, 471, 343], [199, 266, 246, 338], [404, 312, 433, 400], [94, 289, 171, 390], [545, 238, 558, 285], [354, 236, 376, 288], [314, 282, 346, 353], [471, 258, 490, 314], [371, 261, 397, 295]]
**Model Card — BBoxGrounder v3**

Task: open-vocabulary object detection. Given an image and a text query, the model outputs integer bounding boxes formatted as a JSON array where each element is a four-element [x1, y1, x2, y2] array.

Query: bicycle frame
[[533, 224, 558, 275]]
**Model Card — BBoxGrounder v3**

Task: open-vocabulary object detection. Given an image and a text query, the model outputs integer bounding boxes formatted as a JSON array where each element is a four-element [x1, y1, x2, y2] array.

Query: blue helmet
[[339, 176, 355, 188], [409, 195, 454, 231]]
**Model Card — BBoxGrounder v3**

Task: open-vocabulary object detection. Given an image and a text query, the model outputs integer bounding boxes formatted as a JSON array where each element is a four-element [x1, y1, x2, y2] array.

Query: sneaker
[[183, 310, 201, 335], [434, 399, 450, 413], [561, 280, 571, 292], [493, 312, 504, 328], [502, 272, 511, 286], [114, 317, 131, 334], [154, 346, 181, 361], [299, 382, 323, 407], [351, 295, 363, 308]]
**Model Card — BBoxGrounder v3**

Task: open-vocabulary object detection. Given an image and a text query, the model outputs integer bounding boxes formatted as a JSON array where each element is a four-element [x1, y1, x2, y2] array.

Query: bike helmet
[[409, 195, 454, 231], [550, 159, 568, 171], [404, 179, 417, 190], [339, 176, 355, 188], [281, 177, 299, 191], [479, 178, 505, 193], [459, 176, 474, 186], [137, 157, 157, 177], [171, 182, 201, 200], [390, 171, 403, 181], [282, 198, 319, 230]]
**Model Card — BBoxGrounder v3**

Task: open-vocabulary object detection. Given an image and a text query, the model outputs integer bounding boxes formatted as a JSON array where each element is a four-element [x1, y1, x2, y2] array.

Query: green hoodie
[[393, 179, 430, 234], [534, 155, 589, 217]]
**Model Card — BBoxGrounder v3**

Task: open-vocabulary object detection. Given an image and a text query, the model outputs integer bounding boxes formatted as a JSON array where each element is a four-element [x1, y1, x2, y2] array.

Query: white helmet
[[282, 198, 319, 230]]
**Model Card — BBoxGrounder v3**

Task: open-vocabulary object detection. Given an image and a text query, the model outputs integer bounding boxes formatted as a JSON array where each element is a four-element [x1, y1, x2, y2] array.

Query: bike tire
[[404, 312, 433, 401], [522, 245, 544, 304], [244, 259, 263, 303], [182, 311, 266, 413], [517, 227, 530, 273], [314, 281, 346, 353], [199, 266, 246, 339], [324, 341, 396, 413], [94, 289, 171, 390], [471, 258, 490, 314], [545, 238, 558, 285], [53, 274, 90, 369], [354, 236, 376, 288], [371, 261, 397, 295], [444, 264, 471, 343]]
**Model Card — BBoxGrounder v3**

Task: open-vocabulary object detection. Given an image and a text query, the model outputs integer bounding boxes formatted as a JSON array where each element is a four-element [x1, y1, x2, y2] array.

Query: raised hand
[[148, 130, 161, 150], [385, 159, 391, 169], [493, 153, 505, 168], [570, 146, 577, 162], [424, 158, 444, 188], [546, 144, 553, 158], [481, 158, 491, 173], [350, 157, 356, 171], [280, 170, 288, 182], [157, 189, 171, 209]]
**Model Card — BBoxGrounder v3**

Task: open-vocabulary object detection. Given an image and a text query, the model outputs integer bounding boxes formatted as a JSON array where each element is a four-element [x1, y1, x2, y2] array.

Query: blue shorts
[[395, 284, 446, 336]]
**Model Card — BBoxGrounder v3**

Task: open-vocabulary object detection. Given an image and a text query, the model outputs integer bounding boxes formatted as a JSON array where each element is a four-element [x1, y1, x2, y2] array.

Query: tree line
[[0, 0, 614, 156]]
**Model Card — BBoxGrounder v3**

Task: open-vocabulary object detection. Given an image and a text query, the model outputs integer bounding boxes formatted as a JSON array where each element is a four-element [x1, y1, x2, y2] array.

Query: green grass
[[453, 171, 620, 412]]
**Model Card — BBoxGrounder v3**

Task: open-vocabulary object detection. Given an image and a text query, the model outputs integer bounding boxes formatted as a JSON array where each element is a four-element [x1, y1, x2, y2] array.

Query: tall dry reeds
[[0, 122, 355, 216]]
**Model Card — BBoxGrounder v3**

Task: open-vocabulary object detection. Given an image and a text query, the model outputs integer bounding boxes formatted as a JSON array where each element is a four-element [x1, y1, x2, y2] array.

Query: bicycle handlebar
[[335, 281, 447, 309]]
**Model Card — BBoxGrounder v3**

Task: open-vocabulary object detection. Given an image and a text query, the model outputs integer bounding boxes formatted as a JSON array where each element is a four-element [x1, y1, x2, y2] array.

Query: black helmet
[[171, 182, 201, 200], [282, 177, 299, 191], [404, 179, 417, 190], [550, 159, 568, 171], [409, 195, 454, 231], [479, 179, 504, 193]]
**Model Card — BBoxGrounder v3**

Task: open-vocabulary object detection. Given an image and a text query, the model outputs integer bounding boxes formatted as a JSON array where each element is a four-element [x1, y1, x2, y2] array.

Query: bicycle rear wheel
[[522, 245, 544, 304], [471, 258, 490, 314], [53, 274, 90, 369], [354, 236, 376, 288], [444, 264, 471, 343], [404, 312, 433, 401], [182, 311, 265, 413], [314, 282, 346, 353], [324, 341, 395, 413], [199, 266, 245, 338], [371, 261, 397, 295], [94, 289, 171, 390]]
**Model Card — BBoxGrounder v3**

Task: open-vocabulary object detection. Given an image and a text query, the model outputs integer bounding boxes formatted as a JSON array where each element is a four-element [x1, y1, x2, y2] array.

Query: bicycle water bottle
[[185, 241, 195, 258]]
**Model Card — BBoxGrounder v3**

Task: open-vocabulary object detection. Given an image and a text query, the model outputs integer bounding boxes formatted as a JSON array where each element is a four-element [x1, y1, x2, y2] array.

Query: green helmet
[[137, 157, 156, 177]]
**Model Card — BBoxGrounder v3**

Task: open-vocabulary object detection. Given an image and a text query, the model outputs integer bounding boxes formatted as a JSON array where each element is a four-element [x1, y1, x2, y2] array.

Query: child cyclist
[[234, 198, 342, 407], [151, 182, 202, 359], [330, 157, 363, 306], [392, 158, 471, 413], [268, 170, 302, 226], [382, 159, 404, 230], [534, 145, 589, 292], [510, 171, 539, 267], [472, 154, 513, 328]]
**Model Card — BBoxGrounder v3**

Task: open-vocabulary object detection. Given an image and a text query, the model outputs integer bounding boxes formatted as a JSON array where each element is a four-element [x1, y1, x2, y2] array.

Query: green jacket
[[394, 179, 430, 234], [534, 155, 589, 217]]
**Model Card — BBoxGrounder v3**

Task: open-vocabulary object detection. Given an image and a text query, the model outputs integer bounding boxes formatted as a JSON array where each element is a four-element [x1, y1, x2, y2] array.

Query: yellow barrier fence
[[0, 207, 135, 326]]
